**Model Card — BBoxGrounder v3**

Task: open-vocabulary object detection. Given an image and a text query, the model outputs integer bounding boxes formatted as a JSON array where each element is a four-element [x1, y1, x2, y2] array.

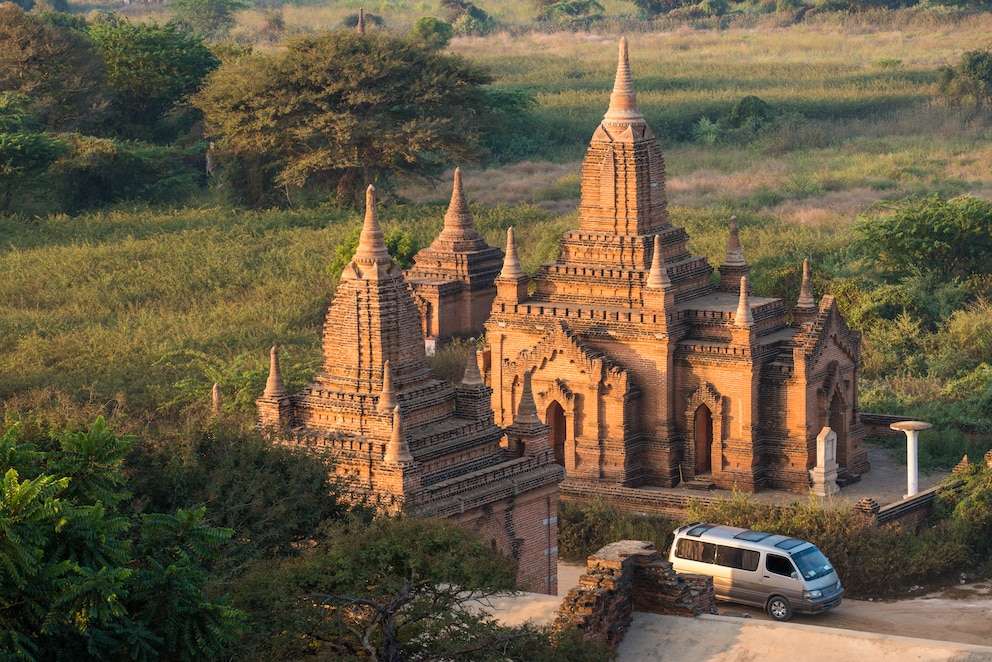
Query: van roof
[[674, 522, 813, 555]]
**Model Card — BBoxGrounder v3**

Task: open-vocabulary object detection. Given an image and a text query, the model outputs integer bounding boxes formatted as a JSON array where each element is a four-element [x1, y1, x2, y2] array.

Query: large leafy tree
[[194, 31, 495, 207], [89, 18, 219, 140], [231, 516, 613, 661], [0, 6, 110, 133], [0, 418, 245, 661]]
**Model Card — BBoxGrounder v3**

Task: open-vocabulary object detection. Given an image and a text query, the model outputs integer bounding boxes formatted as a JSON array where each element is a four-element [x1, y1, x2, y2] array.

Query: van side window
[[675, 539, 716, 563], [714, 545, 760, 571], [766, 554, 796, 577]]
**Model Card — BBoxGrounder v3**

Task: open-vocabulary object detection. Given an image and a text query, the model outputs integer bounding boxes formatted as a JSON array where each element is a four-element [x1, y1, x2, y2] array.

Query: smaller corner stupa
[[406, 168, 504, 341]]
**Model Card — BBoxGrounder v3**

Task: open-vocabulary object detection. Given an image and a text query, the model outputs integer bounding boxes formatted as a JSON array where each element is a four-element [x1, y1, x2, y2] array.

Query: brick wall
[[553, 540, 716, 647]]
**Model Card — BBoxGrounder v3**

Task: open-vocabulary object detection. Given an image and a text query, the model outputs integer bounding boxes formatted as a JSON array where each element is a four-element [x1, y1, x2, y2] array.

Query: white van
[[669, 522, 844, 621]]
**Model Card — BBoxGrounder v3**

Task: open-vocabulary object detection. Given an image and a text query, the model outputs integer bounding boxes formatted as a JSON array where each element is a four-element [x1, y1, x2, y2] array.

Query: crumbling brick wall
[[553, 540, 716, 646]]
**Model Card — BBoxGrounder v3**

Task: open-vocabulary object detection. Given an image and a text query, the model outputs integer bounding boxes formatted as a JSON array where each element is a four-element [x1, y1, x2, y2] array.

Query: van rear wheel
[[766, 595, 792, 622]]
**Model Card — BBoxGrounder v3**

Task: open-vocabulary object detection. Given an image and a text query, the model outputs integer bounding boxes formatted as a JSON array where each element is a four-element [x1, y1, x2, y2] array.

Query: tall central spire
[[603, 37, 644, 125]]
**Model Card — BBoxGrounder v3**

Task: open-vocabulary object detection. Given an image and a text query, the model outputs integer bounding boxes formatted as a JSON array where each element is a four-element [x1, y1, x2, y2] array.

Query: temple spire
[[499, 227, 525, 280], [353, 185, 391, 264], [443, 167, 475, 232], [263, 346, 287, 398], [356, 7, 365, 35], [603, 37, 643, 124], [797, 258, 815, 309], [724, 215, 746, 266], [383, 406, 414, 465], [378, 360, 397, 413], [461, 342, 484, 386], [735, 276, 754, 327], [646, 234, 671, 290], [515, 370, 542, 425]]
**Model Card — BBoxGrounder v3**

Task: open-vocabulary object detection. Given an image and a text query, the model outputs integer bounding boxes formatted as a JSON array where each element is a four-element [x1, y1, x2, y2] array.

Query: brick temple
[[257, 186, 563, 594], [483, 38, 868, 492], [406, 167, 504, 341]]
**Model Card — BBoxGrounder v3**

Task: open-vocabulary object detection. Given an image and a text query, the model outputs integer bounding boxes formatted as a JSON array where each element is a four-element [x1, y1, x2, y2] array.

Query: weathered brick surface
[[485, 40, 868, 495], [406, 168, 503, 340], [257, 186, 562, 594], [554, 540, 716, 647]]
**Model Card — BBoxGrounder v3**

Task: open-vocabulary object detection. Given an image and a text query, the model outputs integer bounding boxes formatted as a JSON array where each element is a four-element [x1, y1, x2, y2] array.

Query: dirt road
[[721, 581, 992, 648]]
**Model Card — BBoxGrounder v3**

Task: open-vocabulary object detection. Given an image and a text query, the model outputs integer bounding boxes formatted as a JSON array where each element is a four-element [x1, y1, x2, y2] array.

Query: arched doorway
[[694, 404, 713, 475], [547, 401, 566, 470], [829, 392, 847, 467]]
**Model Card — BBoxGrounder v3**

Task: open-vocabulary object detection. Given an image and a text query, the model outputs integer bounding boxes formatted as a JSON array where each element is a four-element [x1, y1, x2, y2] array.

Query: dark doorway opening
[[547, 401, 566, 470], [694, 404, 713, 475]]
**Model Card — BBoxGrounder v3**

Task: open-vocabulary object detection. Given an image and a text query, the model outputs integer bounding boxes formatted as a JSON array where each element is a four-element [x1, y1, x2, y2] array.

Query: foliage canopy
[[0, 417, 245, 661], [194, 31, 496, 207], [89, 18, 219, 139]]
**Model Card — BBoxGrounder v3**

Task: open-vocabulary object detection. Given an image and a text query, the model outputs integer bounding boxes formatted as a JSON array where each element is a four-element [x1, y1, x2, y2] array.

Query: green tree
[[194, 32, 496, 207], [48, 134, 201, 213], [0, 418, 245, 661], [409, 16, 454, 50], [855, 194, 992, 283], [170, 0, 249, 39], [537, 0, 605, 28], [939, 49, 992, 106], [0, 93, 65, 214], [125, 424, 351, 572], [231, 516, 614, 661], [89, 18, 219, 140], [0, 6, 110, 133]]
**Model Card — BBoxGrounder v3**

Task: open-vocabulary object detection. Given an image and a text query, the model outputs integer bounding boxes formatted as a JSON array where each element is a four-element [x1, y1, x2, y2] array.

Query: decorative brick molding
[[485, 39, 867, 495], [257, 186, 563, 594], [554, 540, 716, 646]]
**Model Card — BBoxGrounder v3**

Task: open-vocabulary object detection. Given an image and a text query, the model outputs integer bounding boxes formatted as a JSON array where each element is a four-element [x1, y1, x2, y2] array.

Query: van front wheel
[[766, 596, 792, 622]]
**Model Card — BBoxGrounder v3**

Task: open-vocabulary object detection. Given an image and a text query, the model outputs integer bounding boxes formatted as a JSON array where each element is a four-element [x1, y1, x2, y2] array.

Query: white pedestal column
[[890, 420, 933, 498]]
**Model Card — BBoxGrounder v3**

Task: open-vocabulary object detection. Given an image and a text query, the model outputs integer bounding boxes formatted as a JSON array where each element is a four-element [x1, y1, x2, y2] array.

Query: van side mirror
[[790, 571, 798, 580]]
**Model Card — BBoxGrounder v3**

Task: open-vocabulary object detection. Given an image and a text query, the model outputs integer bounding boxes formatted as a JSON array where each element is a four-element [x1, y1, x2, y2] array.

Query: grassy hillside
[[3, 15, 992, 462]]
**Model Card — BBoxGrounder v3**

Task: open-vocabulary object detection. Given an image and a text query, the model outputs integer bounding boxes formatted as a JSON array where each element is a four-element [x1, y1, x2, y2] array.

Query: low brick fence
[[553, 540, 717, 647], [561, 480, 719, 517]]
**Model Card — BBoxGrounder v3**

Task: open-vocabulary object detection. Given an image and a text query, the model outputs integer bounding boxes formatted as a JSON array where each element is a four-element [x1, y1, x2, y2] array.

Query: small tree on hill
[[170, 0, 250, 39], [939, 49, 992, 106]]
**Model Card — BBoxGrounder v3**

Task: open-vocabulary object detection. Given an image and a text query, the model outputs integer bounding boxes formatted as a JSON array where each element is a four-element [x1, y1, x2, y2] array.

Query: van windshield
[[792, 546, 833, 580]]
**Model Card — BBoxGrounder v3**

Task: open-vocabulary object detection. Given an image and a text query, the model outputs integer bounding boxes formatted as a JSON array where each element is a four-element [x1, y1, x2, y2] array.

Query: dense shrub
[[938, 49, 992, 106], [49, 134, 201, 213], [686, 489, 969, 597], [558, 498, 677, 561]]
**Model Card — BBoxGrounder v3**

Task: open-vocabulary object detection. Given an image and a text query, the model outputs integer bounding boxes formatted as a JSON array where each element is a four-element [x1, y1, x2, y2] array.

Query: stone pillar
[[890, 420, 932, 498], [809, 426, 839, 496]]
